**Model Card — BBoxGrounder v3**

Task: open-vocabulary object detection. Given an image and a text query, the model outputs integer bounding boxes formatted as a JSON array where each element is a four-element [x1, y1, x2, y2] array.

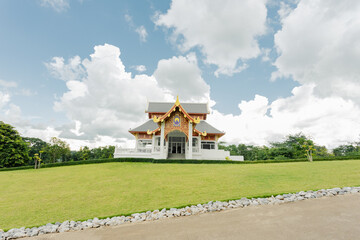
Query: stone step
[[167, 154, 185, 159]]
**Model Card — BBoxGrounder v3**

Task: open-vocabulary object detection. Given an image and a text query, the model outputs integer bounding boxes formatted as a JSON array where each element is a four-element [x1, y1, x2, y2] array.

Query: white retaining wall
[[114, 147, 243, 161], [200, 149, 229, 160]]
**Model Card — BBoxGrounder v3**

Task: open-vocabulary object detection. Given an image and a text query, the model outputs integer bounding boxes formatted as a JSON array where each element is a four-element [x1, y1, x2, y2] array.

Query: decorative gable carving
[[164, 108, 189, 140]]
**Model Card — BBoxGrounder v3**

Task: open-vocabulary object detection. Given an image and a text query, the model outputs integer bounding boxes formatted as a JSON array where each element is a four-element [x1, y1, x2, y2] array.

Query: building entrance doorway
[[169, 136, 185, 154], [167, 131, 186, 159]]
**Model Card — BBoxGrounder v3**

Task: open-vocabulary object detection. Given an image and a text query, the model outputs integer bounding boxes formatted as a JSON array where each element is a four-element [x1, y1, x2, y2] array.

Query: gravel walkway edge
[[1, 186, 359, 239]]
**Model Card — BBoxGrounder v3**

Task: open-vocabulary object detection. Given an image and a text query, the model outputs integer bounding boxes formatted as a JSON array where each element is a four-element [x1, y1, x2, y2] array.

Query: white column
[[198, 136, 201, 153], [151, 134, 155, 153], [135, 134, 138, 152], [215, 135, 218, 150], [188, 121, 193, 159], [160, 121, 165, 158]]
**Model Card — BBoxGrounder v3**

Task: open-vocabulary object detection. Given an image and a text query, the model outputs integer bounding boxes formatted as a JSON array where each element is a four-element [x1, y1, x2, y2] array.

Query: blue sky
[[1, 0, 359, 149]]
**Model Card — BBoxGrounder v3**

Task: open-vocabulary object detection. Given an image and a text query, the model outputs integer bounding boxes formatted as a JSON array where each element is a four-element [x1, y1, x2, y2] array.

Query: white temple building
[[114, 97, 243, 161]]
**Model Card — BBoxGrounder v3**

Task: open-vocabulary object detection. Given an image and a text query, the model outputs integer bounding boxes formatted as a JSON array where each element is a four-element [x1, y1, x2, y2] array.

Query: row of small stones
[[1, 186, 360, 240]]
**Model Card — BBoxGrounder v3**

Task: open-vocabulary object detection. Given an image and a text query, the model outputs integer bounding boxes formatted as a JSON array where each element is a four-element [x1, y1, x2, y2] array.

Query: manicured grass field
[[1, 160, 360, 230]]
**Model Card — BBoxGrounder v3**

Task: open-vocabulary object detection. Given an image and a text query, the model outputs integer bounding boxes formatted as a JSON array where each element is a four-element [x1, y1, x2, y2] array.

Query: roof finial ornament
[[175, 95, 180, 106]]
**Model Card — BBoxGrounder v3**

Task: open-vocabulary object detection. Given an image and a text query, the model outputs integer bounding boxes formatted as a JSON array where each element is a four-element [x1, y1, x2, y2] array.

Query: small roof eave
[[194, 120, 224, 135], [129, 120, 159, 133]]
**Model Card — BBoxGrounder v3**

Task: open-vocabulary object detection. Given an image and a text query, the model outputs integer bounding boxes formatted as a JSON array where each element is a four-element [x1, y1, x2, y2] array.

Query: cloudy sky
[[1, 0, 360, 149]]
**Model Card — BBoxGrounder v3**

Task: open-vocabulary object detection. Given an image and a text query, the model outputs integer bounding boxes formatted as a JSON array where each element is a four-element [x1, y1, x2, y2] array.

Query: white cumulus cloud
[[125, 14, 148, 42], [227, 0, 360, 148], [134, 65, 147, 72], [0, 90, 61, 143], [0, 79, 17, 88], [208, 85, 360, 148], [155, 0, 268, 76], [48, 44, 211, 142], [0, 91, 10, 109], [273, 0, 360, 104], [154, 53, 211, 102], [135, 26, 148, 42], [40, 0, 70, 12], [46, 56, 85, 82], [47, 42, 360, 149]]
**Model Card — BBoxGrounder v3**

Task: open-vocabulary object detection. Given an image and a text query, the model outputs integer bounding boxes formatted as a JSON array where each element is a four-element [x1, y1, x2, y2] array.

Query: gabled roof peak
[[175, 95, 180, 106], [152, 96, 201, 124], [146, 99, 209, 114]]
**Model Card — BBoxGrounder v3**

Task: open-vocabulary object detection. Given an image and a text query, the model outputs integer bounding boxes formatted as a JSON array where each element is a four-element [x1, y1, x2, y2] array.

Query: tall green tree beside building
[[0, 121, 30, 168]]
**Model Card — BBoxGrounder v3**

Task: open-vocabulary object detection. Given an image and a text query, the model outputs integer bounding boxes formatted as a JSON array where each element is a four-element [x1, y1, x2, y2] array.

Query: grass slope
[[1, 160, 360, 230]]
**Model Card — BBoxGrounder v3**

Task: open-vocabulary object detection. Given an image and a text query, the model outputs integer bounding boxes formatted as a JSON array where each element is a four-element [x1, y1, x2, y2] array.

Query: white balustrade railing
[[116, 148, 136, 154], [137, 148, 152, 153], [192, 147, 199, 153], [116, 146, 168, 155], [115, 146, 234, 160], [116, 147, 151, 154]]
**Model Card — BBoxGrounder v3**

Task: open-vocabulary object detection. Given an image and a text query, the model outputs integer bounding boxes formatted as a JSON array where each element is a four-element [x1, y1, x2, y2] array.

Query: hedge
[[1, 155, 360, 172], [0, 158, 153, 172]]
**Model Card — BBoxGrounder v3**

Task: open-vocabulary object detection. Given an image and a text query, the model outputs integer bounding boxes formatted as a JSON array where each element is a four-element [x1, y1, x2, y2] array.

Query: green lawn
[[1, 160, 360, 230]]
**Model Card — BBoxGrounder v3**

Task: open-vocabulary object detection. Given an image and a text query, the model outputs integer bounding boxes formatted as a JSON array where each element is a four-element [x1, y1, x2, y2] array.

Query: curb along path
[[1, 186, 360, 239]]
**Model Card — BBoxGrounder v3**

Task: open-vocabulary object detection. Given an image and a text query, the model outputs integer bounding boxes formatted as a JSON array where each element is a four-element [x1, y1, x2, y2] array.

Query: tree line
[[1, 121, 360, 168], [0, 121, 114, 168], [219, 133, 360, 161]]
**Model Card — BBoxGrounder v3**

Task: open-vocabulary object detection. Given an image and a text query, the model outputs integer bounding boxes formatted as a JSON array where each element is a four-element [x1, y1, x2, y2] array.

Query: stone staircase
[[167, 153, 185, 159]]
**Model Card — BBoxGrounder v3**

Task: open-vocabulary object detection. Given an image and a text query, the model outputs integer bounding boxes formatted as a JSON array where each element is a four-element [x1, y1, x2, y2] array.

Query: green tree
[[333, 144, 360, 156], [78, 146, 91, 161], [0, 121, 30, 168], [23, 137, 50, 163], [314, 145, 332, 157], [71, 150, 82, 161], [302, 140, 315, 162], [236, 144, 252, 160], [44, 137, 71, 163], [33, 153, 41, 169], [219, 144, 241, 156], [269, 133, 328, 159], [220, 133, 329, 161], [251, 146, 269, 160], [219, 143, 269, 161], [90, 146, 115, 159]]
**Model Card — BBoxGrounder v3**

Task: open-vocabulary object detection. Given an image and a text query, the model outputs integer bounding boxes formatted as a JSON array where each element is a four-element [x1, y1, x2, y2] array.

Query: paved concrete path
[[26, 194, 360, 240]]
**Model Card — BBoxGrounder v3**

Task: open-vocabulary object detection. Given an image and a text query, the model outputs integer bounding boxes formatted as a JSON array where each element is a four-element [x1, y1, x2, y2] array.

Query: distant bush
[[313, 155, 360, 161], [273, 155, 290, 160]]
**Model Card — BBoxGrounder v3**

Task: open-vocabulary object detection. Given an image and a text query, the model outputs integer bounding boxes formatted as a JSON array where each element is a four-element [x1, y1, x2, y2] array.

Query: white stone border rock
[[1, 186, 360, 239]]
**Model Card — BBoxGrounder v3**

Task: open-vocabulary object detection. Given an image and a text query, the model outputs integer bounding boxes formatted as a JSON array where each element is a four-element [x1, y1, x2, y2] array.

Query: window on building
[[201, 141, 215, 149], [192, 138, 198, 147], [156, 137, 160, 146], [155, 137, 165, 146]]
